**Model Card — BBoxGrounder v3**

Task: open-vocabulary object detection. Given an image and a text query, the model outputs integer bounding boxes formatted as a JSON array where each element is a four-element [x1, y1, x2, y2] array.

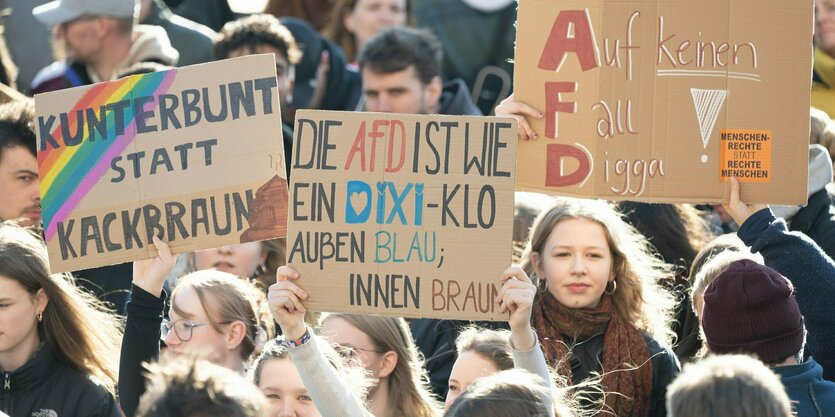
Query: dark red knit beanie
[[701, 259, 804, 363]]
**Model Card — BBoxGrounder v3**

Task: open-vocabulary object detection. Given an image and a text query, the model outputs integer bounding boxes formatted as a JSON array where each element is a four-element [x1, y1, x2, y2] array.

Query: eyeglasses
[[333, 343, 383, 359], [161, 318, 232, 342]]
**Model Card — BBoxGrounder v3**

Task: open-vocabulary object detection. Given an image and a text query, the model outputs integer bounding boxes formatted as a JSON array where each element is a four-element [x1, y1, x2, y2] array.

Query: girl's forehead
[[171, 285, 209, 320]]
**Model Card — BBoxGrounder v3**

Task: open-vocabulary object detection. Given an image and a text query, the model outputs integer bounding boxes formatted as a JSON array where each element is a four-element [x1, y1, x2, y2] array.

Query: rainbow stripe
[[38, 69, 177, 241]]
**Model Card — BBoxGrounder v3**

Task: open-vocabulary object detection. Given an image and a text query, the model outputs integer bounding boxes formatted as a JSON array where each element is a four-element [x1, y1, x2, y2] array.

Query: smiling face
[[818, 0, 835, 56], [444, 350, 500, 410], [258, 357, 322, 417], [164, 284, 236, 366], [193, 242, 266, 278], [0, 146, 40, 224], [534, 218, 615, 309]]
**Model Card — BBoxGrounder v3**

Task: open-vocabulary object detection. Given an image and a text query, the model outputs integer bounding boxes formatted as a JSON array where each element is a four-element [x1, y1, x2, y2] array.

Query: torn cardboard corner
[[514, 0, 812, 205], [35, 54, 288, 273], [287, 110, 518, 321]]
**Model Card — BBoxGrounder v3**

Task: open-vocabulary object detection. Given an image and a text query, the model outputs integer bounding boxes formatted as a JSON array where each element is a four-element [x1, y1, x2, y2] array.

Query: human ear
[[226, 321, 247, 351], [424, 76, 443, 110], [35, 288, 49, 315], [531, 252, 543, 276], [377, 350, 398, 378]]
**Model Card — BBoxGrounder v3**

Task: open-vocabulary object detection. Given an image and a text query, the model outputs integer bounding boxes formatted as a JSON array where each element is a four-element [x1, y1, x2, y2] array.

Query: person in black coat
[[0, 223, 122, 417]]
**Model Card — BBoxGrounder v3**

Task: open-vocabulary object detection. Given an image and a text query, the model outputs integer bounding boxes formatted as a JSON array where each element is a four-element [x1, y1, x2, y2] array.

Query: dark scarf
[[533, 292, 653, 416]]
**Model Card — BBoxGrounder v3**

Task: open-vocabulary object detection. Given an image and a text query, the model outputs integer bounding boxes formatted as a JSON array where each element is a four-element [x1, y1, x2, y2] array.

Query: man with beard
[[30, 0, 178, 94]]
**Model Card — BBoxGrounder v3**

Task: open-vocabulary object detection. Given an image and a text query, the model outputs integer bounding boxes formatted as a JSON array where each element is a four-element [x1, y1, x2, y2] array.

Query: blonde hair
[[455, 327, 514, 371], [520, 198, 677, 345], [172, 271, 264, 360], [691, 249, 763, 317], [321, 313, 442, 417], [666, 355, 793, 417], [0, 223, 122, 393], [250, 337, 370, 400]]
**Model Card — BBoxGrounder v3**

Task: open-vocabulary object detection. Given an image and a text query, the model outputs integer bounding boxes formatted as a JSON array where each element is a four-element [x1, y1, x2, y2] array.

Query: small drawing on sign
[[690, 88, 728, 163]]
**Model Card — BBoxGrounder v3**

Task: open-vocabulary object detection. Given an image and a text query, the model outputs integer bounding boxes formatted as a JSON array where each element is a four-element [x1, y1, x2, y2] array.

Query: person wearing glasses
[[119, 237, 266, 417], [318, 314, 441, 417], [0, 222, 123, 417]]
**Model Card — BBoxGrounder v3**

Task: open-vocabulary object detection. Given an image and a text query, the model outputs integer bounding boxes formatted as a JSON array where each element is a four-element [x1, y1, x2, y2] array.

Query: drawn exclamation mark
[[690, 88, 728, 163]]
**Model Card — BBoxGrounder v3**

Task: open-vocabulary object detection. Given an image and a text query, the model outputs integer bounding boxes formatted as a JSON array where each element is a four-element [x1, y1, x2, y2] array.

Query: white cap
[[33, 0, 138, 26]]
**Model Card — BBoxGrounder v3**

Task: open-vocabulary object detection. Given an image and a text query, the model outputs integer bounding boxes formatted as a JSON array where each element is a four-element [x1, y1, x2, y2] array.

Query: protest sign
[[514, 0, 812, 204], [287, 110, 517, 321], [35, 54, 288, 273]]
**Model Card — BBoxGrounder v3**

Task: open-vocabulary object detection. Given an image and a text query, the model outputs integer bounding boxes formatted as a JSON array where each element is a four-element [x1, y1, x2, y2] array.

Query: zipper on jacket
[[3, 373, 8, 391]]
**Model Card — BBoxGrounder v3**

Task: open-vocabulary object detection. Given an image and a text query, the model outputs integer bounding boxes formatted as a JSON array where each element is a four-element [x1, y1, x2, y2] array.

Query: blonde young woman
[[0, 223, 122, 417], [119, 238, 266, 417], [518, 198, 680, 417], [319, 314, 440, 417]]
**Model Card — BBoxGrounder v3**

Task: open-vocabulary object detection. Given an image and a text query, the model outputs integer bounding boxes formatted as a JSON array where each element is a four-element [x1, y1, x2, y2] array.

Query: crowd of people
[[1, 0, 835, 416]]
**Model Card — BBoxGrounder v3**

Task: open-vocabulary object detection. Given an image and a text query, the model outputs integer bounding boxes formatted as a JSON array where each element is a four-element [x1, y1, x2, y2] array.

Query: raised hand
[[132, 236, 175, 298], [724, 177, 769, 227], [267, 266, 309, 340], [494, 93, 543, 141], [497, 266, 538, 350]]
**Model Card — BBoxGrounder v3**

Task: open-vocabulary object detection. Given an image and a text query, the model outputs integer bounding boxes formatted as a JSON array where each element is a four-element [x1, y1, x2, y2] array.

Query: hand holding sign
[[132, 236, 175, 298], [497, 266, 537, 350], [725, 177, 769, 227], [267, 266, 309, 340], [495, 93, 543, 141]]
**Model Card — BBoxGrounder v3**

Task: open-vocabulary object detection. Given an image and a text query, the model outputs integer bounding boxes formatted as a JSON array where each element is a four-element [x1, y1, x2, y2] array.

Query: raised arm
[[497, 266, 555, 417], [267, 267, 374, 417], [726, 177, 835, 379], [119, 236, 175, 417]]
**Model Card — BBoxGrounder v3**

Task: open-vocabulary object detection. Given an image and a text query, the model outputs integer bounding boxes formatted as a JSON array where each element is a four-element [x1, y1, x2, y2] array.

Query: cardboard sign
[[35, 55, 288, 273], [287, 110, 517, 321], [514, 0, 812, 204]]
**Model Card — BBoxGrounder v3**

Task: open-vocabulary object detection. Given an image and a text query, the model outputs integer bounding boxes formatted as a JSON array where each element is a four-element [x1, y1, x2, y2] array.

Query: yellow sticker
[[719, 129, 772, 182]]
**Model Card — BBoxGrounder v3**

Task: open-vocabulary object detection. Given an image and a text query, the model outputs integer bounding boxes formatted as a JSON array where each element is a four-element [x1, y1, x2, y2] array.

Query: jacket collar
[[3, 343, 57, 393]]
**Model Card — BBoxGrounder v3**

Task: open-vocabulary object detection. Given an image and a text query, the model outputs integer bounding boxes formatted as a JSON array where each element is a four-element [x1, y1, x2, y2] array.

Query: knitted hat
[[701, 259, 804, 363]]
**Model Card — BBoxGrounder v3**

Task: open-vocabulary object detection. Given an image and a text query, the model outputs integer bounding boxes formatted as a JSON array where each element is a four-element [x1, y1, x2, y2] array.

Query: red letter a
[[538, 10, 599, 72]]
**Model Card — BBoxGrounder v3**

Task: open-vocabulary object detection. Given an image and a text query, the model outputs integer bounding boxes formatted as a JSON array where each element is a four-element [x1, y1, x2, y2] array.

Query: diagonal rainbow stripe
[[38, 69, 178, 241]]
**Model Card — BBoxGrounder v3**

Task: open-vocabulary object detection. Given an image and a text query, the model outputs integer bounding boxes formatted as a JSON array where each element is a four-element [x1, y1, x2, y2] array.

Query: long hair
[[0, 223, 122, 393], [520, 198, 677, 346], [323, 0, 363, 62], [172, 271, 264, 360], [321, 313, 442, 417], [617, 203, 713, 276]]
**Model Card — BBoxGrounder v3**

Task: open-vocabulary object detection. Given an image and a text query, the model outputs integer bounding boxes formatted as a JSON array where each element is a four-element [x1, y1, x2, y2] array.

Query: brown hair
[[137, 354, 269, 417], [214, 14, 302, 64], [249, 337, 369, 399], [172, 270, 263, 360], [520, 198, 677, 345], [323, 0, 409, 63], [666, 355, 793, 417], [321, 313, 442, 417], [445, 369, 558, 417], [454, 327, 514, 371], [0, 222, 122, 393]]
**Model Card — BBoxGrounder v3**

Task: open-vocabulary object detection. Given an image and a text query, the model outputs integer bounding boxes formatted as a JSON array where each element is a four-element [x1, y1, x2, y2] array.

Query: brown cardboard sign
[[514, 0, 812, 204], [287, 110, 517, 320], [36, 54, 288, 273]]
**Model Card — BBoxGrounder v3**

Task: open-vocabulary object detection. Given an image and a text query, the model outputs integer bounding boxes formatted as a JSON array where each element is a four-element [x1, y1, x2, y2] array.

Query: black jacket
[[438, 79, 482, 116], [119, 284, 166, 417], [570, 333, 680, 417], [0, 343, 120, 417], [788, 188, 835, 260]]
